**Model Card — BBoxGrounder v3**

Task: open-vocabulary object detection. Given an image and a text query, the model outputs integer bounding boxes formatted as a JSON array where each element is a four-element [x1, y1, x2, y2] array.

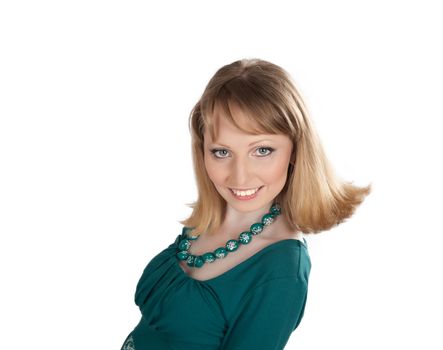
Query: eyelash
[[209, 147, 275, 159]]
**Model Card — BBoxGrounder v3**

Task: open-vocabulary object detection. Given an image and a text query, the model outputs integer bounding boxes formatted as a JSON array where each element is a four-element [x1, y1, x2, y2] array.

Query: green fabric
[[121, 226, 311, 350]]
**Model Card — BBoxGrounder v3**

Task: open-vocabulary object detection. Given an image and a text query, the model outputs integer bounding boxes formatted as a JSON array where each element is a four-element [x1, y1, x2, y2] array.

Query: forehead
[[204, 101, 270, 142], [203, 105, 292, 148]]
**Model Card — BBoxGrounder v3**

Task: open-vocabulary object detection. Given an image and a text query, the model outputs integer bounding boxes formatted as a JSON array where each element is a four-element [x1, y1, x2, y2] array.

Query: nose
[[230, 156, 254, 187]]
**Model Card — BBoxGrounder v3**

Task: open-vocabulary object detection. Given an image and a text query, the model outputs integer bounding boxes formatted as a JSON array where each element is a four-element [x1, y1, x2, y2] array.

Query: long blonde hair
[[179, 58, 371, 237]]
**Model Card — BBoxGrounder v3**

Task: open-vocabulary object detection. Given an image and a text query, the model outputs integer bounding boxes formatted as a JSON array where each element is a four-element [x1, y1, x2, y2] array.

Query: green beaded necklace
[[176, 203, 282, 269]]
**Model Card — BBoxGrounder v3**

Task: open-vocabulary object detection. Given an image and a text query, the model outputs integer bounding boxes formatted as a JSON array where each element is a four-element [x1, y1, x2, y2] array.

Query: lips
[[230, 186, 261, 192], [230, 187, 261, 192], [229, 186, 263, 199]]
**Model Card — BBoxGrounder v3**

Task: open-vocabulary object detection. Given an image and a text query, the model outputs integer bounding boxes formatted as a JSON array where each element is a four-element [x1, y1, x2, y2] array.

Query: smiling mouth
[[229, 186, 263, 197]]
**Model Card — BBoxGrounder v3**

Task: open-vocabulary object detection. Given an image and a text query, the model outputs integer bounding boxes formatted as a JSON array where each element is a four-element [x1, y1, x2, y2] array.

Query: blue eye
[[210, 147, 275, 159], [257, 147, 273, 156], [210, 149, 229, 158]]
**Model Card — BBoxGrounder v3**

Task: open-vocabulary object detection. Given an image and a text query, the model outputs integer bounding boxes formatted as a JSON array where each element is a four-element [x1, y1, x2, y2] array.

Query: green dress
[[121, 226, 311, 350]]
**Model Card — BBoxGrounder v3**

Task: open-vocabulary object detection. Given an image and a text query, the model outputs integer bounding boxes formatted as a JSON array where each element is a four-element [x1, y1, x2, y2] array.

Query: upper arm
[[220, 276, 309, 350]]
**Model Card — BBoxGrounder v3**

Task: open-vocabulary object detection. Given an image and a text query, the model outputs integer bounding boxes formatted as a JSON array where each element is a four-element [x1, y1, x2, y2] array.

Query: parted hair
[[179, 58, 371, 237]]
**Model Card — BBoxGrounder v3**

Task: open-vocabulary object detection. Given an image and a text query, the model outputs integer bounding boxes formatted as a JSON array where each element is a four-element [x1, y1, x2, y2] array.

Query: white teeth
[[231, 187, 260, 196]]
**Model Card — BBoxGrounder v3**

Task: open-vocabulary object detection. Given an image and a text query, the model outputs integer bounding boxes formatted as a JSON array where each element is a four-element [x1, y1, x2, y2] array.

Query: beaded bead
[[238, 231, 252, 244], [193, 255, 204, 268], [250, 222, 264, 235], [186, 255, 196, 267], [214, 247, 228, 259], [226, 239, 239, 252], [176, 251, 189, 260], [202, 252, 216, 263], [262, 213, 275, 226], [270, 203, 281, 216], [178, 239, 191, 251]]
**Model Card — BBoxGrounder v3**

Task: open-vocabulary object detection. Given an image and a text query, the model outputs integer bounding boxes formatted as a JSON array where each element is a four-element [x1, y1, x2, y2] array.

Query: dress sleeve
[[220, 276, 309, 350]]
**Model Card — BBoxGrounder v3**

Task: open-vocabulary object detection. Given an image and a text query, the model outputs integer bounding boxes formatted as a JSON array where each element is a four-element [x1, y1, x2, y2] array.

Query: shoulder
[[251, 238, 311, 282]]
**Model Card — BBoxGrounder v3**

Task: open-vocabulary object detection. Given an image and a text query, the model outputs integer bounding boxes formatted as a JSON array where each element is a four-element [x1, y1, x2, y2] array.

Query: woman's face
[[203, 104, 294, 213]]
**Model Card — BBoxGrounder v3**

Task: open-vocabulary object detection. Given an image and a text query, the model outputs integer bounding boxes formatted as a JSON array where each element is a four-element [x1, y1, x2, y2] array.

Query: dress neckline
[[174, 237, 307, 283]]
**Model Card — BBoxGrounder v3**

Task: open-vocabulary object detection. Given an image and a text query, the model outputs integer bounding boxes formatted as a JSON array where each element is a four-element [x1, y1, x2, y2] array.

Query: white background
[[1, 1, 442, 349]]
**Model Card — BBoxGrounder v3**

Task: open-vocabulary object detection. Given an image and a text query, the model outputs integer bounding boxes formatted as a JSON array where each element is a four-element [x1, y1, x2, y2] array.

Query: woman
[[121, 58, 371, 349]]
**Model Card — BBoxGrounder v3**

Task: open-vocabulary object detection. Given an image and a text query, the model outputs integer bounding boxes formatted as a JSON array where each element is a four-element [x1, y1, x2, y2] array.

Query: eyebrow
[[212, 139, 273, 147]]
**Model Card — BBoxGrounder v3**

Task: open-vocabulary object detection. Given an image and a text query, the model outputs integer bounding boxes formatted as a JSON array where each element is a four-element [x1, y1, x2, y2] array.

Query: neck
[[223, 203, 272, 227]]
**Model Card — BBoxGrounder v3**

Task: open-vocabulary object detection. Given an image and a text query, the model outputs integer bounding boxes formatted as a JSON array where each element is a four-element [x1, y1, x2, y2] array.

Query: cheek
[[262, 158, 291, 182], [204, 156, 223, 183]]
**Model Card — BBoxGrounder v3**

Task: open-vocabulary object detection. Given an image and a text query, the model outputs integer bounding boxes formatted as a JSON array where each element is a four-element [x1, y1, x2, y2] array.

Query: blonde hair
[[179, 58, 371, 236]]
